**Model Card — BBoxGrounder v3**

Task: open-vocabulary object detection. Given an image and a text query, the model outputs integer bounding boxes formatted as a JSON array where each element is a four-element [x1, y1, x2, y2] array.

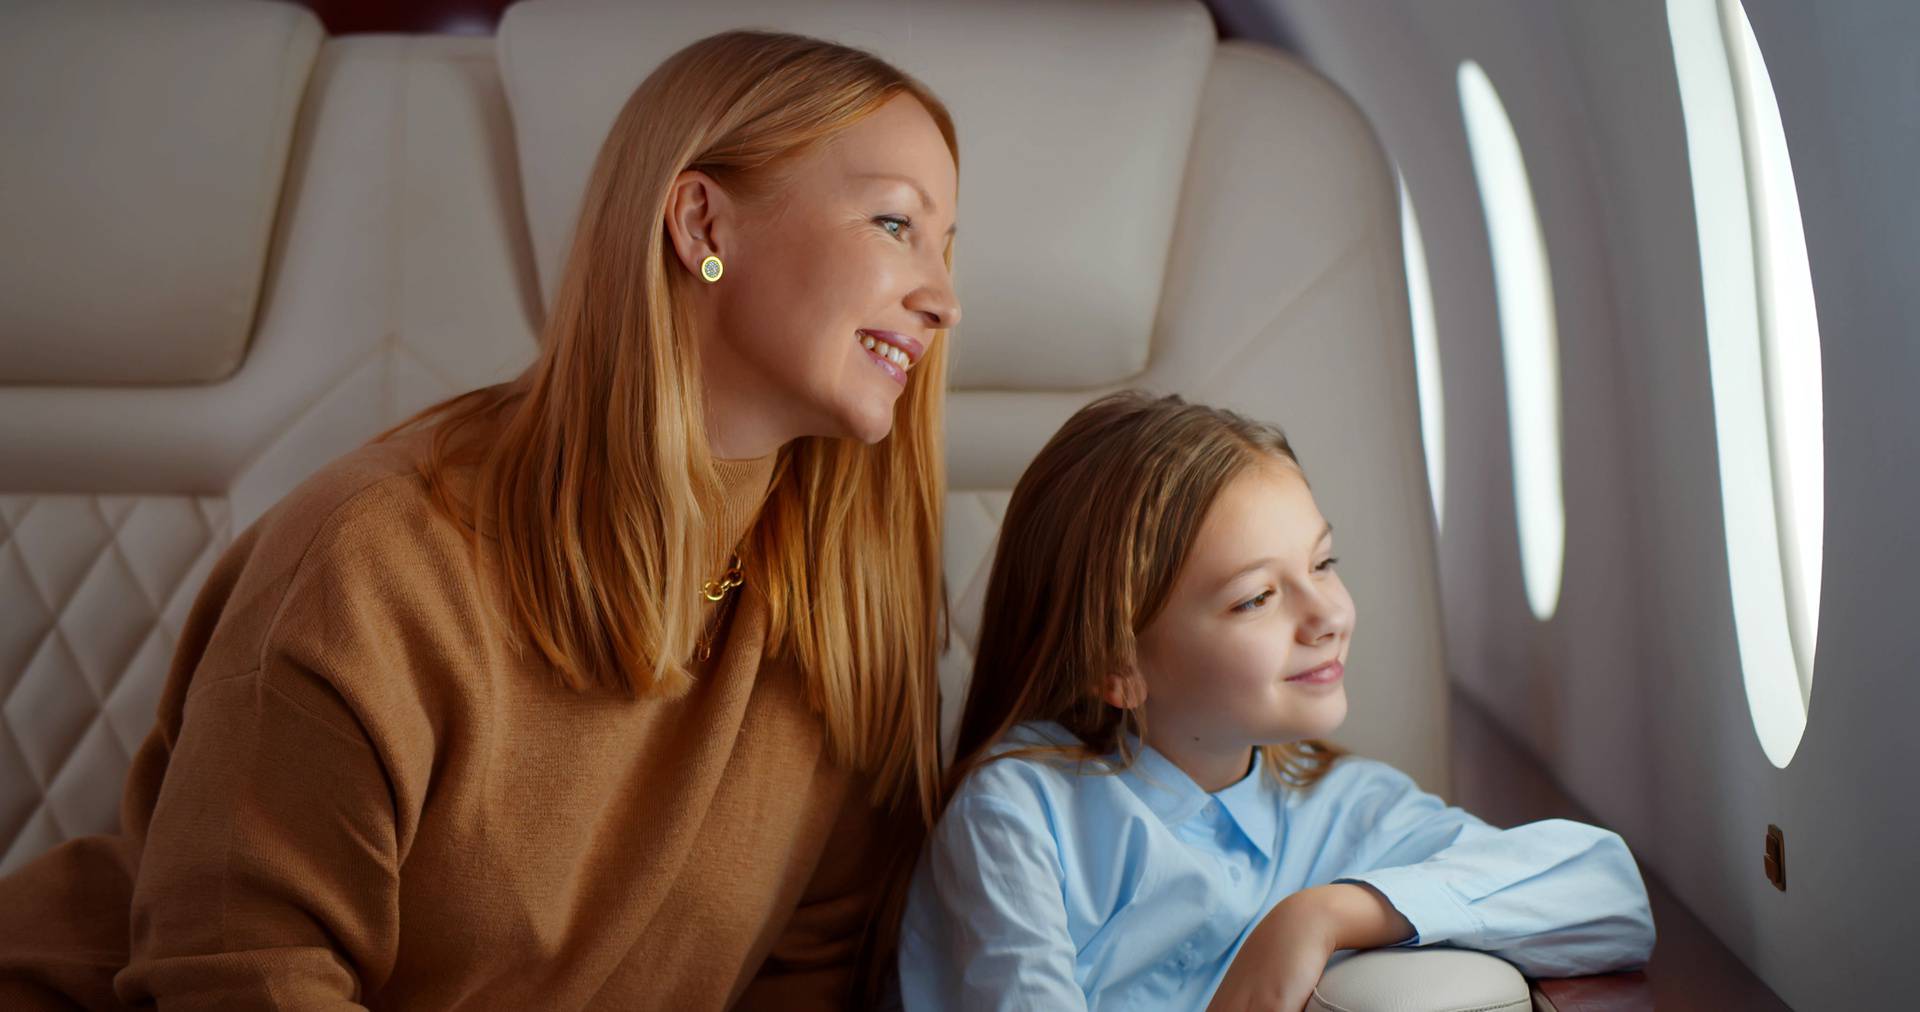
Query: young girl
[[898, 391, 1655, 1010]]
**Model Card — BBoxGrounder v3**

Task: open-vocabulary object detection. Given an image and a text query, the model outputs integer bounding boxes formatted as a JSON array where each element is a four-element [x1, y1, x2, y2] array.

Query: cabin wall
[[1217, 0, 1920, 1005]]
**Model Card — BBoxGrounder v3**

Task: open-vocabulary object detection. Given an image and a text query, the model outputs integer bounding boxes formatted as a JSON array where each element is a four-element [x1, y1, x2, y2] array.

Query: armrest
[[1309, 947, 1530, 1012], [1532, 971, 1655, 1011]]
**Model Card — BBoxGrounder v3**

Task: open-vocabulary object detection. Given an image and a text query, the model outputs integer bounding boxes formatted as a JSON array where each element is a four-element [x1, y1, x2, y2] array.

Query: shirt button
[[1228, 864, 1243, 882]]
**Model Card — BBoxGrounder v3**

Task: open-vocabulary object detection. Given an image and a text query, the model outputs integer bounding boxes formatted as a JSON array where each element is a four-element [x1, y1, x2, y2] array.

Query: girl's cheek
[[1224, 634, 1286, 688]]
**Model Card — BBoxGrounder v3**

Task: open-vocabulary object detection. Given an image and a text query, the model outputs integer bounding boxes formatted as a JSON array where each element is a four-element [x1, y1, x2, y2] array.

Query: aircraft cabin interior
[[1, 1, 1913, 1009]]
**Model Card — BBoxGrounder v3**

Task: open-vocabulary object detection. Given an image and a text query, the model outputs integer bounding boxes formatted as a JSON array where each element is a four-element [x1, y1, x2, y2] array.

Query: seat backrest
[[0, 0, 1445, 874]]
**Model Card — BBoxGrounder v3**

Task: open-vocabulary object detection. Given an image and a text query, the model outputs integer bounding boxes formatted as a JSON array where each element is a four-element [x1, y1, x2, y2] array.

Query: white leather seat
[[0, 0, 1444, 883]]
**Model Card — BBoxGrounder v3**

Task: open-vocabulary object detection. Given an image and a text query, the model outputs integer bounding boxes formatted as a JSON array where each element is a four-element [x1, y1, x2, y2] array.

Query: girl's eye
[[877, 215, 912, 239], [1316, 556, 1340, 573], [1233, 590, 1274, 614]]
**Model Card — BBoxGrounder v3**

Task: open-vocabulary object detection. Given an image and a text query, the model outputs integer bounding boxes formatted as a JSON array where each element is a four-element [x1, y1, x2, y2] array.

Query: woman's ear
[[663, 169, 733, 276], [1100, 670, 1149, 710]]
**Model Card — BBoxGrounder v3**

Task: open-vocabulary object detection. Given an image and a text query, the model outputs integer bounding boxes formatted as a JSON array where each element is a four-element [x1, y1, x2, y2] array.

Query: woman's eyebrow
[[850, 172, 959, 237]]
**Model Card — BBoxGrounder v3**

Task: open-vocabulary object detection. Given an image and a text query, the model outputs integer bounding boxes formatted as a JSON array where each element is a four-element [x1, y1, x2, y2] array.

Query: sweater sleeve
[[116, 664, 400, 1008], [1326, 761, 1656, 979], [115, 501, 418, 1009]]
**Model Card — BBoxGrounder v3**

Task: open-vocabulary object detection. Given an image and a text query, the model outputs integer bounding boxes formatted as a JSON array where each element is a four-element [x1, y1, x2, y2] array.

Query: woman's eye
[[877, 215, 911, 239], [1315, 556, 1340, 573], [1233, 590, 1274, 613]]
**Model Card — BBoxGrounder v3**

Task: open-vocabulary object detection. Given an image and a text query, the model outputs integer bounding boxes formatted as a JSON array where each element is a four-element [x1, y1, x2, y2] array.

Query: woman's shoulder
[[193, 429, 492, 681], [158, 428, 495, 750], [240, 428, 479, 584]]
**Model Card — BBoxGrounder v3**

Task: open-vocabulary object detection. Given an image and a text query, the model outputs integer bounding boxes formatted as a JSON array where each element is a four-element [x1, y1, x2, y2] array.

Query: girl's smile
[[1285, 658, 1345, 689]]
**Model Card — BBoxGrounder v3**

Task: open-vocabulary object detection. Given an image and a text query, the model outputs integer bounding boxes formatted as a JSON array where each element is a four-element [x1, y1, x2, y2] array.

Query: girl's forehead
[[1189, 464, 1327, 564]]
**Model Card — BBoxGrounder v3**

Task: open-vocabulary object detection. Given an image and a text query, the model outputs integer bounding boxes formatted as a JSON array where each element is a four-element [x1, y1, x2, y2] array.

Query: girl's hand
[[1205, 884, 1416, 1012]]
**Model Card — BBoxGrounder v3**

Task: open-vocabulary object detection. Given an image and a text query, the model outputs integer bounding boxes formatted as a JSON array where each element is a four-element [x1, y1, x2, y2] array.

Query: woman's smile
[[859, 328, 920, 385]]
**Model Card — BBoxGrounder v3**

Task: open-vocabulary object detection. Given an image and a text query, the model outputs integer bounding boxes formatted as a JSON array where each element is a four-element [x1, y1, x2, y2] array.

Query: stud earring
[[700, 255, 724, 283]]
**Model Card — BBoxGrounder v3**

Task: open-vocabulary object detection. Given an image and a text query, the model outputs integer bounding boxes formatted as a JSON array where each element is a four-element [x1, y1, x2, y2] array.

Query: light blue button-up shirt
[[898, 721, 1654, 1010]]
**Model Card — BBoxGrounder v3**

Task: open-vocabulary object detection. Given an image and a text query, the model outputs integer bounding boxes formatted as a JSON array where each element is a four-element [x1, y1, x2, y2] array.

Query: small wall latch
[[1763, 824, 1786, 891]]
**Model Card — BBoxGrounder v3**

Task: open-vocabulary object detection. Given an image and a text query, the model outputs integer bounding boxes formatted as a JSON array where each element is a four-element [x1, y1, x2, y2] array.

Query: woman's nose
[[909, 266, 960, 331]]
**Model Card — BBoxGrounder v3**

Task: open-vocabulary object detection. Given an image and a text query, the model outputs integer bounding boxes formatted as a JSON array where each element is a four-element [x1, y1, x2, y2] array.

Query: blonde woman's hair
[[947, 390, 1348, 806], [373, 29, 955, 826]]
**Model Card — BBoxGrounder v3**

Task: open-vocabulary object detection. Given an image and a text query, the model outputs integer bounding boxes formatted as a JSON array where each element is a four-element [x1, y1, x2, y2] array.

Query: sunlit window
[[1457, 61, 1564, 621], [1668, 0, 1823, 767], [1399, 177, 1445, 529]]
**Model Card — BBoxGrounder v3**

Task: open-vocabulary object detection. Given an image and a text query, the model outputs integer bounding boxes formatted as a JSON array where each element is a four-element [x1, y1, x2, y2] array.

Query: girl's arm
[[898, 790, 1088, 1011], [1322, 760, 1656, 978], [1206, 882, 1412, 1012]]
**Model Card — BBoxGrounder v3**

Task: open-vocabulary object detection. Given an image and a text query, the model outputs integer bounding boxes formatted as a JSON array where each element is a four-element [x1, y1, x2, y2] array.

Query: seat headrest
[[0, 0, 322, 385], [496, 0, 1217, 390]]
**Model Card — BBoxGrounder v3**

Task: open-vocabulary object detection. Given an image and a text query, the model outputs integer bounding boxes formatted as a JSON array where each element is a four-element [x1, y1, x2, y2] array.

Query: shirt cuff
[[1333, 869, 1482, 949]]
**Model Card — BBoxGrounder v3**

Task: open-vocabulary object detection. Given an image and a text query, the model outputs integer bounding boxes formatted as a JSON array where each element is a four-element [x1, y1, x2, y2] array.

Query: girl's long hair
[[368, 31, 956, 1000], [946, 390, 1348, 810]]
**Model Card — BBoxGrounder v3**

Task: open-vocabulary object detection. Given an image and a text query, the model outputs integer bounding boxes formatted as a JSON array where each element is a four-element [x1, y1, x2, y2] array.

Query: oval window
[[1667, 0, 1824, 766], [1458, 61, 1565, 622]]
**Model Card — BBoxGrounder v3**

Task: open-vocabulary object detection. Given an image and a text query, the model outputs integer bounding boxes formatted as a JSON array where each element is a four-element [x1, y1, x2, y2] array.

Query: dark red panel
[[289, 0, 513, 36]]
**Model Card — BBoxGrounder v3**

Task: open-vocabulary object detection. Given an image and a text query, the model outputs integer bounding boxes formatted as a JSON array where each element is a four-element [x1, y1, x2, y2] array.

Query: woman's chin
[[834, 396, 900, 445]]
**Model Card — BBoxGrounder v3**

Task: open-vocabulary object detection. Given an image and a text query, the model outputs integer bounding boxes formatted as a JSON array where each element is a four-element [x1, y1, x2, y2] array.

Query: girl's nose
[[1295, 586, 1352, 645]]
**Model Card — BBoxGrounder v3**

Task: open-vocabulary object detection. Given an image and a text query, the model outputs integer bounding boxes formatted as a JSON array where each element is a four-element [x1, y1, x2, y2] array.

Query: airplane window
[[1399, 177, 1445, 530], [1457, 61, 1565, 622], [1667, 0, 1822, 766]]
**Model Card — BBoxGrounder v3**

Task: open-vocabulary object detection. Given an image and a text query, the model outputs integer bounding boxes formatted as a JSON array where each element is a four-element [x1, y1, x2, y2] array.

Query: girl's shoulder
[[1285, 753, 1435, 819], [1306, 753, 1408, 791], [948, 721, 1109, 816]]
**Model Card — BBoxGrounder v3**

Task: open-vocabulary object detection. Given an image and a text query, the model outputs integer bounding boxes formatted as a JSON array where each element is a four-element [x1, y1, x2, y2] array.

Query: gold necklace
[[701, 553, 744, 602], [696, 553, 744, 661]]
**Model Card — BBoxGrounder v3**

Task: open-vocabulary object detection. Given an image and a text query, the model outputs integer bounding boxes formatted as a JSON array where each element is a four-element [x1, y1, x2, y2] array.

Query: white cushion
[[0, 35, 539, 498], [0, 0, 323, 385], [939, 43, 1450, 787], [496, 0, 1215, 390]]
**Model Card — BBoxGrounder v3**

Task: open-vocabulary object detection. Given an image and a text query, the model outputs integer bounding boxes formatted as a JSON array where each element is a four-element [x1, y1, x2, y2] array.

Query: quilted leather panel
[[0, 495, 230, 873]]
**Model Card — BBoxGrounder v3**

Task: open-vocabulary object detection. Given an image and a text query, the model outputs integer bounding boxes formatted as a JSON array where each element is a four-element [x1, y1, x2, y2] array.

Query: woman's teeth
[[861, 333, 912, 369]]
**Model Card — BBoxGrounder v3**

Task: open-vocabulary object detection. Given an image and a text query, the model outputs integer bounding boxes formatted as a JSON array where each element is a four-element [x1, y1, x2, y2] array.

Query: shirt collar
[[1215, 751, 1280, 860], [1115, 735, 1280, 860], [1115, 736, 1212, 827]]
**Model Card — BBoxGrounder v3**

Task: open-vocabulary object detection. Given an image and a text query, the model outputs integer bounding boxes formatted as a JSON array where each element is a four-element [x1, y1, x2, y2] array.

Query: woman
[[0, 30, 960, 1010]]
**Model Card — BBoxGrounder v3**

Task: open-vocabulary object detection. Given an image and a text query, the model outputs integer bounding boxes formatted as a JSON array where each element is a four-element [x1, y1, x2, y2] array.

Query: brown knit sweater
[[0, 427, 887, 1010]]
